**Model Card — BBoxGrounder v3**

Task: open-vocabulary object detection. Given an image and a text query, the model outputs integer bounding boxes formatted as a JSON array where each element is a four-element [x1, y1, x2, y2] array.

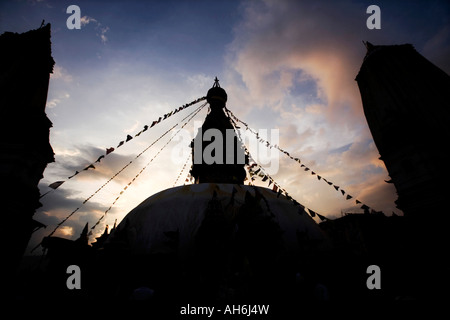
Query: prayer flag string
[[225, 107, 379, 214], [90, 102, 207, 232], [172, 153, 192, 187], [225, 109, 326, 221], [32, 102, 207, 252], [41, 96, 206, 198]]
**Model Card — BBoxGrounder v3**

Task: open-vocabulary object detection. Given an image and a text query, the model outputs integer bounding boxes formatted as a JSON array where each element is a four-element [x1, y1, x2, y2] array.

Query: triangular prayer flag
[[106, 147, 114, 155], [95, 155, 105, 163], [135, 131, 142, 137], [272, 184, 278, 192], [126, 134, 133, 142], [262, 175, 269, 182], [68, 171, 79, 179], [117, 141, 124, 148], [327, 181, 333, 185], [83, 164, 95, 171], [341, 189, 345, 196], [356, 199, 361, 204], [150, 121, 157, 128], [304, 167, 310, 171], [311, 171, 316, 175], [317, 213, 327, 221], [334, 185, 339, 191], [268, 180, 272, 187], [49, 181, 64, 189], [346, 194, 353, 200], [308, 209, 316, 217], [317, 175, 321, 180]]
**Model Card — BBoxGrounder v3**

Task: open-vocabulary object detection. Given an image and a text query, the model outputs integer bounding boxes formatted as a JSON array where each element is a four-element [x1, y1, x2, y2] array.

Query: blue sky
[[1, 0, 449, 252]]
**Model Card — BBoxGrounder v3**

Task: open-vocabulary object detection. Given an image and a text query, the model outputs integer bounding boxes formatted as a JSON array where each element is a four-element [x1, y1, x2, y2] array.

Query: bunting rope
[[32, 102, 207, 252], [225, 107, 376, 214], [90, 102, 207, 232], [247, 160, 327, 221], [172, 153, 192, 187], [41, 96, 206, 198], [224, 108, 325, 221]]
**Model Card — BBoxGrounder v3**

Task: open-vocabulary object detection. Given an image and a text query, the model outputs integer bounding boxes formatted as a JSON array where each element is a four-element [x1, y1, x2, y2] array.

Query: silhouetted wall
[[356, 43, 450, 218], [0, 24, 55, 275]]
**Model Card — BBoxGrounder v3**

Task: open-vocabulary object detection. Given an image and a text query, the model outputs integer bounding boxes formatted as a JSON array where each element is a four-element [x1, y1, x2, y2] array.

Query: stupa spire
[[190, 78, 247, 184]]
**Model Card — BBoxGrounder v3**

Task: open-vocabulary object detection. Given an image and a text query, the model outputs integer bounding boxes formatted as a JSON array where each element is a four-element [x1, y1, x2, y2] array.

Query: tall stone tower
[[356, 42, 450, 218], [0, 24, 55, 274]]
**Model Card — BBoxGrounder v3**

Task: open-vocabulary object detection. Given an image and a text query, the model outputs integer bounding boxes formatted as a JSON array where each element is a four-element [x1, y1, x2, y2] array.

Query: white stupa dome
[[106, 183, 329, 257]]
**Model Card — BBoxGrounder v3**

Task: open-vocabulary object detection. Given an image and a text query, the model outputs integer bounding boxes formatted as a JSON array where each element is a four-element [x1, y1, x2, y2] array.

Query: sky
[[1, 0, 449, 254]]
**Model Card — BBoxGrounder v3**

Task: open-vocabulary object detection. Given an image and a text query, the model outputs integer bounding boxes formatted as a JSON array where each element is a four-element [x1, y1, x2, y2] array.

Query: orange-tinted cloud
[[224, 0, 412, 216]]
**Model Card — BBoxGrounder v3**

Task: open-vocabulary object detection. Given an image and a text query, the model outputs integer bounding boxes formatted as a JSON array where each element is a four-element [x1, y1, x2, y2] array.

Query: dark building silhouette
[[356, 42, 449, 299], [0, 24, 54, 280], [356, 42, 450, 218], [318, 212, 415, 300]]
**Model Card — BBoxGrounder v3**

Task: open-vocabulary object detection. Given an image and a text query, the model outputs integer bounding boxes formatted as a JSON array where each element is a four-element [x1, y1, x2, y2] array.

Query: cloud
[[124, 120, 141, 134], [32, 123, 202, 253], [226, 0, 450, 128], [80, 16, 98, 26], [223, 0, 427, 216], [80, 15, 109, 44], [46, 98, 60, 109], [44, 144, 147, 186], [46, 92, 70, 109], [28, 186, 118, 254], [186, 73, 212, 92], [98, 26, 109, 44], [51, 65, 73, 82], [227, 0, 367, 123]]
